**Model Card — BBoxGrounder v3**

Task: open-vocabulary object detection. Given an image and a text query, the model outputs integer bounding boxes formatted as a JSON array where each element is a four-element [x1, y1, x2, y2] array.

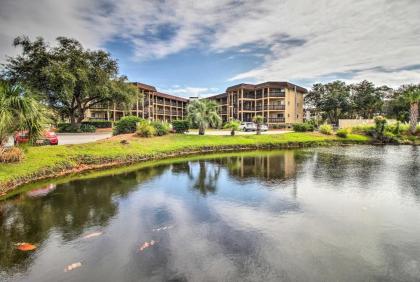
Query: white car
[[239, 122, 257, 131], [260, 124, 269, 131]]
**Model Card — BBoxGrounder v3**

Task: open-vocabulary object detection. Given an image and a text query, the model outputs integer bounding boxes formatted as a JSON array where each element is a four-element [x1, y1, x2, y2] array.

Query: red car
[[14, 130, 59, 145]]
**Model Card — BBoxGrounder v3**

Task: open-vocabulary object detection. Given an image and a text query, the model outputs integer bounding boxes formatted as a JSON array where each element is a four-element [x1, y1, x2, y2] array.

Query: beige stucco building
[[86, 83, 188, 122], [85, 81, 306, 127], [208, 82, 306, 128]]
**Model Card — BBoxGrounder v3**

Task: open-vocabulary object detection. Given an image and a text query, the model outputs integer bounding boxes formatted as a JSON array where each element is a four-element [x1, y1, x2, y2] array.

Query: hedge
[[172, 120, 190, 133]]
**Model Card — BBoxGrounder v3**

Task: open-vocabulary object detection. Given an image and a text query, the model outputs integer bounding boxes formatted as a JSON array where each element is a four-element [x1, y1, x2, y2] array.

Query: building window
[[288, 114, 290, 117]]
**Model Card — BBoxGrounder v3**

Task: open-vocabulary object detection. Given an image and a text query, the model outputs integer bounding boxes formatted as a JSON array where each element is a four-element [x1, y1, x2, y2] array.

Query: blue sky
[[1, 0, 420, 97]]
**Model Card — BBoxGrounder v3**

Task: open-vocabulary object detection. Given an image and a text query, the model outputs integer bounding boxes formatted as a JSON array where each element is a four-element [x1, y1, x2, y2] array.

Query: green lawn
[[0, 132, 370, 193]]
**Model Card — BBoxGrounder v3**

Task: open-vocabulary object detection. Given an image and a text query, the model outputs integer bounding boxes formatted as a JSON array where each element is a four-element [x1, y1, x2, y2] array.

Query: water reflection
[[0, 147, 419, 281]]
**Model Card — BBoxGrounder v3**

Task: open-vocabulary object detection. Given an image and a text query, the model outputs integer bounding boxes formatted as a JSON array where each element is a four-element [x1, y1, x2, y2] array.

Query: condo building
[[208, 82, 307, 128], [86, 81, 306, 127], [87, 83, 188, 122]]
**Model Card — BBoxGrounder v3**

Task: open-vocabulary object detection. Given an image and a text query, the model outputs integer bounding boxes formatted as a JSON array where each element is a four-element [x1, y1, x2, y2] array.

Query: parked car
[[239, 122, 257, 132], [261, 124, 269, 131], [14, 130, 59, 145]]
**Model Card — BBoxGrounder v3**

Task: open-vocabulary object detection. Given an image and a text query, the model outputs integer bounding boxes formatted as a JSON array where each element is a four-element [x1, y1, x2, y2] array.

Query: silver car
[[239, 122, 257, 131]]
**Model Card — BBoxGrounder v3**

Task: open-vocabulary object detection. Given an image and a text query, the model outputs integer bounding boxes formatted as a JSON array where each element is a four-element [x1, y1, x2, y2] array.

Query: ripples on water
[[0, 146, 419, 281]]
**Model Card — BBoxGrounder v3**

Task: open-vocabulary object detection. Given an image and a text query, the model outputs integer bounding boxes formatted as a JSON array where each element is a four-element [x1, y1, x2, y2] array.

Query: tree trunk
[[409, 102, 418, 135], [256, 124, 261, 135], [199, 126, 205, 135], [70, 113, 77, 126], [231, 129, 235, 136]]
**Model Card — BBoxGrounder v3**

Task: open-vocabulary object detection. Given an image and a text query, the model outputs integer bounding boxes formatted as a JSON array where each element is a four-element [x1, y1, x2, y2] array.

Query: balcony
[[254, 105, 285, 111], [243, 94, 255, 99], [268, 105, 285, 110], [268, 89, 285, 98], [269, 118, 285, 123]]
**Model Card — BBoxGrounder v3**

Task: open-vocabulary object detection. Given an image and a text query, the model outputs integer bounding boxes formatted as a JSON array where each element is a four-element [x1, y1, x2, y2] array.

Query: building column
[[240, 89, 244, 121], [267, 88, 270, 124]]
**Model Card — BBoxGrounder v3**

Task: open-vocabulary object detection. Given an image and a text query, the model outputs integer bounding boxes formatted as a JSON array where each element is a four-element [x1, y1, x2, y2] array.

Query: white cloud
[[1, 0, 419, 86], [161, 86, 220, 98]]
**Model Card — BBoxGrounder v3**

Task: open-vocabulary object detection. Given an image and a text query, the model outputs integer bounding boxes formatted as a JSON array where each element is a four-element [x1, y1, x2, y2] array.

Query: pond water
[[0, 146, 420, 282]]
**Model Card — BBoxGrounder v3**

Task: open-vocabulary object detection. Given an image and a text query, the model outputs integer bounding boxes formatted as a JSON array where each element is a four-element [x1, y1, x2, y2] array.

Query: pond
[[0, 146, 419, 281]]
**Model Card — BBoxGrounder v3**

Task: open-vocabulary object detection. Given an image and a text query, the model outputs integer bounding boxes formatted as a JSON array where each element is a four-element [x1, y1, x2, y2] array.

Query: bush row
[[57, 123, 96, 133], [82, 120, 112, 128], [292, 122, 315, 132]]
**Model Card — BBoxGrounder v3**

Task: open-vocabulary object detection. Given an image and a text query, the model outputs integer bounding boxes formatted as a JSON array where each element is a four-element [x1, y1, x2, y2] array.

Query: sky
[[1, 0, 420, 97]]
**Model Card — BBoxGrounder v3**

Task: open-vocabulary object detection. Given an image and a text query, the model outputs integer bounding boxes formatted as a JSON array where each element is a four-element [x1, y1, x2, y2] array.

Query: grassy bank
[[0, 132, 370, 195]]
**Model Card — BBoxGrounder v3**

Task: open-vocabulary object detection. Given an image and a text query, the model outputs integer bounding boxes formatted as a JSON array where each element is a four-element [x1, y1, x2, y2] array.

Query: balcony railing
[[268, 92, 285, 98], [268, 105, 285, 110], [253, 105, 285, 111], [268, 118, 285, 123]]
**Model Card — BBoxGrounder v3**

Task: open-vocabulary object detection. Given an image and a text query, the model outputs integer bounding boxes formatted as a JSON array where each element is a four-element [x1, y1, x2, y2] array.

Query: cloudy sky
[[1, 0, 420, 97]]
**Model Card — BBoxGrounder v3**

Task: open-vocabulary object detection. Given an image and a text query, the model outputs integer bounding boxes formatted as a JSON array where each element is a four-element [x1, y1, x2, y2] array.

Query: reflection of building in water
[[219, 151, 297, 184]]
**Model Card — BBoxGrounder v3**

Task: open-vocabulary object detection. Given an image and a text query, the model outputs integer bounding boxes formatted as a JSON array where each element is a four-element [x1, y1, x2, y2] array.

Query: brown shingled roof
[[133, 82, 157, 92], [255, 82, 307, 93], [207, 93, 227, 99], [226, 83, 256, 91], [155, 92, 188, 102], [225, 81, 307, 93]]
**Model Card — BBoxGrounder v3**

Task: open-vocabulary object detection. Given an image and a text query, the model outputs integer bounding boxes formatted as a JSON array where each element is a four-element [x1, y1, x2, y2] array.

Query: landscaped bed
[[0, 132, 371, 195]]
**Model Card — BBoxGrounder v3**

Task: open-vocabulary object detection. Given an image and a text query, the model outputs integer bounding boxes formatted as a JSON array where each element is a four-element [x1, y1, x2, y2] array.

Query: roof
[[207, 93, 227, 99], [133, 82, 157, 92], [155, 92, 188, 102], [255, 81, 307, 93], [226, 83, 256, 91], [226, 81, 307, 93]]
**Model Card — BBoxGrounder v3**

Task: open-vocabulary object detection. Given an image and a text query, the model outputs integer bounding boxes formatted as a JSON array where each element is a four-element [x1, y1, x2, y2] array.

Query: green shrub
[[113, 116, 143, 135], [382, 131, 399, 143], [136, 121, 156, 137], [80, 124, 96, 133], [292, 122, 314, 132], [319, 124, 333, 135], [82, 120, 112, 128], [172, 120, 190, 133], [151, 121, 170, 136], [374, 116, 387, 140], [350, 124, 375, 135], [336, 128, 348, 138], [57, 123, 81, 133], [0, 147, 25, 163]]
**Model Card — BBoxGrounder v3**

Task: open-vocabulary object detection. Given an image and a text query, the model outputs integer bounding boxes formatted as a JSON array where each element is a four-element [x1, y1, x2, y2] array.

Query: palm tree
[[223, 119, 240, 136], [0, 81, 46, 146], [187, 99, 222, 135], [403, 85, 420, 134], [253, 115, 264, 135]]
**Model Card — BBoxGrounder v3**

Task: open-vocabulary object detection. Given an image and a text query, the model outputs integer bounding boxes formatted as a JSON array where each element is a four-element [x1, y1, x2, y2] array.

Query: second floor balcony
[[268, 117, 285, 123]]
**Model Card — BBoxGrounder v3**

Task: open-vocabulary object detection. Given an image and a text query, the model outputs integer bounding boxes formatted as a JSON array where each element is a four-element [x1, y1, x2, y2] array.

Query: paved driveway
[[4, 132, 112, 147], [56, 132, 112, 145]]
